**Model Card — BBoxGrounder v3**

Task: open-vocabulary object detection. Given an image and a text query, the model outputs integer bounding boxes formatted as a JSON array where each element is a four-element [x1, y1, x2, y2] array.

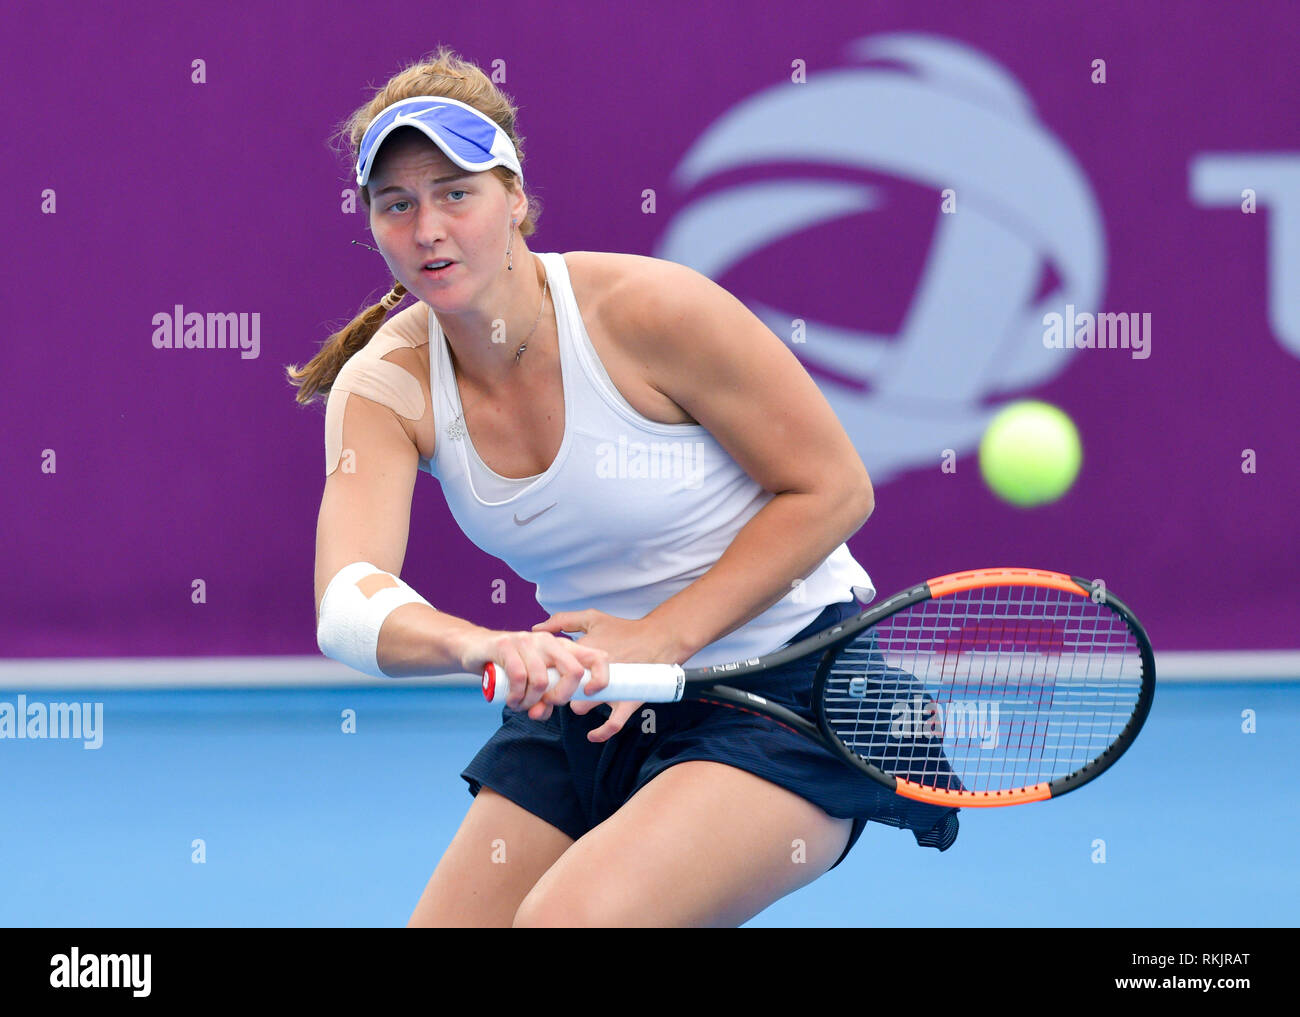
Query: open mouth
[[423, 260, 456, 277]]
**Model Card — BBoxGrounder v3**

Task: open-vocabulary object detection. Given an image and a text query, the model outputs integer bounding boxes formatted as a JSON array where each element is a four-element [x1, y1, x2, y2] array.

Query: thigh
[[407, 788, 575, 928], [512, 761, 853, 928]]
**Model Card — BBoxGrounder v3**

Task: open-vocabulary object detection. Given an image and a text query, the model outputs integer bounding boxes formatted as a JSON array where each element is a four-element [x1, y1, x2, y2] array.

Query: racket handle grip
[[481, 662, 686, 705]]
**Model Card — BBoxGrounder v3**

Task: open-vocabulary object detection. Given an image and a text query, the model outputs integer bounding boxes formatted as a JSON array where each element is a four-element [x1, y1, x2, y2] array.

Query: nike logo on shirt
[[514, 503, 558, 525]]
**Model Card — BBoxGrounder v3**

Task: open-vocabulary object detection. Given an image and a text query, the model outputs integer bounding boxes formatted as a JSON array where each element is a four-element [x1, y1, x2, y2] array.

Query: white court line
[[0, 657, 479, 690], [0, 651, 1296, 690], [1155, 651, 1300, 681]]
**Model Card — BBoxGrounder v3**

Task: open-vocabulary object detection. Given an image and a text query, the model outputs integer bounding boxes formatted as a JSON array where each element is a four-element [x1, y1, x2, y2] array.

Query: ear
[[510, 182, 529, 228]]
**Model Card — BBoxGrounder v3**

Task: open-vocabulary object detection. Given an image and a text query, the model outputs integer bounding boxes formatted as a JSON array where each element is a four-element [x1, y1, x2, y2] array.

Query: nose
[[413, 203, 450, 249]]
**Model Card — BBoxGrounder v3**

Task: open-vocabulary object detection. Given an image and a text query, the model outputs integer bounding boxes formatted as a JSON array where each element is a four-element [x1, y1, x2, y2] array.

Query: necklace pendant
[[446, 413, 467, 440]]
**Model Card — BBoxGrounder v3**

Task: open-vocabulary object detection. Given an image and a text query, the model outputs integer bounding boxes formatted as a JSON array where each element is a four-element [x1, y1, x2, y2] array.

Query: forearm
[[375, 603, 488, 677], [645, 485, 873, 661]]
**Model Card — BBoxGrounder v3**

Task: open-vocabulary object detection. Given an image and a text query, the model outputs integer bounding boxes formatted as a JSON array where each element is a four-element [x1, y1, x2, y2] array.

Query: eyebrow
[[371, 173, 472, 196]]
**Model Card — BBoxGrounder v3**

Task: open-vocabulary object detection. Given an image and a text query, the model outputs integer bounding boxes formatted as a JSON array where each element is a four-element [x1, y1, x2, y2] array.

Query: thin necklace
[[446, 271, 550, 441], [515, 273, 549, 365]]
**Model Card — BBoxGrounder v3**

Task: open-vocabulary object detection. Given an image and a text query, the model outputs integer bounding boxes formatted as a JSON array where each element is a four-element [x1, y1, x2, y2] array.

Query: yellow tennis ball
[[978, 400, 1082, 507]]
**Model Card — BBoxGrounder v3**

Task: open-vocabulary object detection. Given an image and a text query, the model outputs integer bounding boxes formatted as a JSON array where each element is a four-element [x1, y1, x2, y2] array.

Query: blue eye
[[384, 190, 466, 213]]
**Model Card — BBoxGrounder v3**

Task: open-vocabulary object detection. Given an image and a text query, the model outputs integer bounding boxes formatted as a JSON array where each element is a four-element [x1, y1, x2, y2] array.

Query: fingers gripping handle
[[481, 662, 687, 705]]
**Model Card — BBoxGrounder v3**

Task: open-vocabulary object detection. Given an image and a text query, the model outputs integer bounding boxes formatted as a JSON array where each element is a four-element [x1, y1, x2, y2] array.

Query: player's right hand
[[457, 628, 611, 721]]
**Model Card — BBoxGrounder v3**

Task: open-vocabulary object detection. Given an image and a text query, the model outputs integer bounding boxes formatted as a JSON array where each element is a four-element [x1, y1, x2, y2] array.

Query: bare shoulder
[[564, 249, 823, 448], [561, 252, 715, 424], [560, 250, 642, 307], [562, 251, 714, 353], [563, 249, 695, 300]]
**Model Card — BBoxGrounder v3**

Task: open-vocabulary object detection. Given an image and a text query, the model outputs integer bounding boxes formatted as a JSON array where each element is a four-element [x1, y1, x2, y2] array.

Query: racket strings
[[821, 584, 1144, 794]]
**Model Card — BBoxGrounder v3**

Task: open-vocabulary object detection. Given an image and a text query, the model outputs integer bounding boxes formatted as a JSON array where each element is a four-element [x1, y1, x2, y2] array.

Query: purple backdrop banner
[[4, 1, 1297, 657]]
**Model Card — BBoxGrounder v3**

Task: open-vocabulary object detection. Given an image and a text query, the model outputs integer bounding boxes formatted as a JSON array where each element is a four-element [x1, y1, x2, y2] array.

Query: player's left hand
[[531, 609, 681, 742]]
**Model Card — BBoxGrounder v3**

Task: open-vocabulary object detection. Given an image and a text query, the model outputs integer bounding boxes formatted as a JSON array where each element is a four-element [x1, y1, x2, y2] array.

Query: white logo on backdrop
[[656, 33, 1106, 483], [1190, 153, 1300, 358]]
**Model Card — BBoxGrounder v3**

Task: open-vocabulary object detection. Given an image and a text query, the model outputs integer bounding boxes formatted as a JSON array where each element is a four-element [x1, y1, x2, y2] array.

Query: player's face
[[366, 133, 518, 306]]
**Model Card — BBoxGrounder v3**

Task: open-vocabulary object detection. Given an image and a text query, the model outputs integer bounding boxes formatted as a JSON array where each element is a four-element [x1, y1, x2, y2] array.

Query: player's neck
[[435, 249, 552, 389]]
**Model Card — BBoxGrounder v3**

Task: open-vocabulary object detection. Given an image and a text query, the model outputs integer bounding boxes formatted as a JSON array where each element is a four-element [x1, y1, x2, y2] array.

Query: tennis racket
[[482, 567, 1155, 807]]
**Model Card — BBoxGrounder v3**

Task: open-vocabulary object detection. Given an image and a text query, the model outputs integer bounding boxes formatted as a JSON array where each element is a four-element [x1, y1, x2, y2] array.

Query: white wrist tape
[[317, 562, 435, 677]]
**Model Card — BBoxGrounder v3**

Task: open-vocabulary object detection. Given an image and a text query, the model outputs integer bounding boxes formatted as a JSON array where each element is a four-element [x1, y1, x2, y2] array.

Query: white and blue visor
[[355, 96, 522, 188]]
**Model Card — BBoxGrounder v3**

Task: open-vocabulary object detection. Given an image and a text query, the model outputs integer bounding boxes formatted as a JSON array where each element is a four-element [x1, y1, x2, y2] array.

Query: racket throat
[[695, 685, 821, 741]]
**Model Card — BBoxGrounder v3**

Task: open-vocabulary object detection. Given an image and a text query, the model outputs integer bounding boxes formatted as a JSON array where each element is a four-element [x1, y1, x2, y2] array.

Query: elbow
[[849, 472, 874, 528], [315, 614, 336, 662]]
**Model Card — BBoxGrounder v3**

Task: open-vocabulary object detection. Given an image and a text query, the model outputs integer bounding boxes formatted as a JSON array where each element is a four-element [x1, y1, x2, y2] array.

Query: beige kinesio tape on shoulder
[[325, 305, 430, 476]]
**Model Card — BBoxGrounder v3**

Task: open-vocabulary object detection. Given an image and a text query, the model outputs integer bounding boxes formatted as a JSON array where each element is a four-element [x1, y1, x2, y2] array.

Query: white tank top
[[421, 251, 875, 667]]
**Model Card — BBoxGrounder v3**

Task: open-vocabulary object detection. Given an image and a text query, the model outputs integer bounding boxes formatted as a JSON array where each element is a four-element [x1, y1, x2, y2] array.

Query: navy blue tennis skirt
[[461, 595, 959, 870]]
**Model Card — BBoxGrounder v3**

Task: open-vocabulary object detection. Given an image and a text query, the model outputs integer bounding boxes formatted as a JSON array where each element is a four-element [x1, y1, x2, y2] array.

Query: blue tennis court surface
[[1, 681, 1295, 926]]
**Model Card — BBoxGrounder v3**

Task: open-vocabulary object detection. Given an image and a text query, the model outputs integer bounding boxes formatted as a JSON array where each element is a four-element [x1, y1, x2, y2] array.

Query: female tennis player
[[289, 48, 958, 927]]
